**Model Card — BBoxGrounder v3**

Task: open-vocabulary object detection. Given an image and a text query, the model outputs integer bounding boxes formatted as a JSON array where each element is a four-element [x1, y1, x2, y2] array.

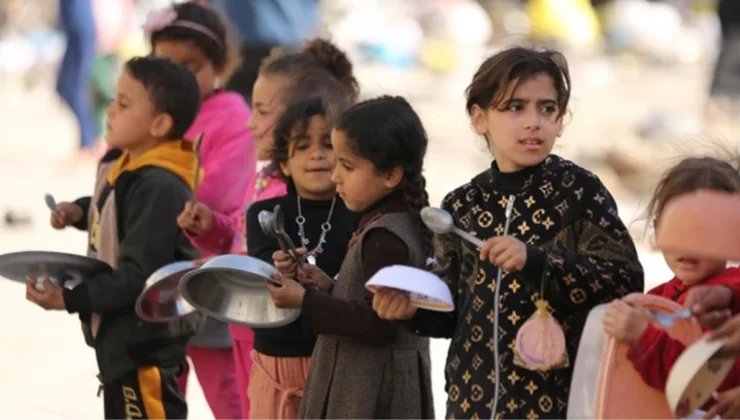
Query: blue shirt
[[211, 0, 319, 47]]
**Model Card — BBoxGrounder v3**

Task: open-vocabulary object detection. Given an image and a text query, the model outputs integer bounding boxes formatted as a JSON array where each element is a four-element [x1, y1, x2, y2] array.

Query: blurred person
[[57, 0, 100, 161], [706, 0, 740, 122], [208, 0, 320, 106]]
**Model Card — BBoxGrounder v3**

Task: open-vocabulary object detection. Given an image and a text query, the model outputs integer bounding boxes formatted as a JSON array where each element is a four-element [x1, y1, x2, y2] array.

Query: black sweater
[[246, 182, 360, 357]]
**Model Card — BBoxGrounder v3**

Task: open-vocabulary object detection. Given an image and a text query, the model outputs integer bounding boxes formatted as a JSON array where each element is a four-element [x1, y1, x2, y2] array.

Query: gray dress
[[299, 212, 435, 419]]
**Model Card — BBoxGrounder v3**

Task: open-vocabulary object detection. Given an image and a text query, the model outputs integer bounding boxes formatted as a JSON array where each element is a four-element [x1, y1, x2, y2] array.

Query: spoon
[[649, 308, 693, 328], [258, 208, 301, 264], [44, 193, 58, 212], [273, 204, 305, 263], [421, 207, 484, 248]]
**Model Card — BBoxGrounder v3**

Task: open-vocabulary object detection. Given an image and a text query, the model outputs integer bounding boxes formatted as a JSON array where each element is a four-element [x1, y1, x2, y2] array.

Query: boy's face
[[105, 70, 171, 149]]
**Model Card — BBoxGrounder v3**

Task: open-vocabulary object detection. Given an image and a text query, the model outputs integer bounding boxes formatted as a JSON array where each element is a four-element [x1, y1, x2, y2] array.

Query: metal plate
[[179, 255, 300, 328], [0, 251, 112, 288], [136, 261, 197, 323]]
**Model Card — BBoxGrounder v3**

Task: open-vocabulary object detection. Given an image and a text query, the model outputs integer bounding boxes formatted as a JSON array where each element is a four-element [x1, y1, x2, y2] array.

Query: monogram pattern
[[411, 156, 644, 419]]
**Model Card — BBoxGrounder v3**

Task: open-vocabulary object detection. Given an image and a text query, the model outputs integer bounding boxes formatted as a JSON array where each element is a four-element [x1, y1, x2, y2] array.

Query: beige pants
[[247, 350, 311, 420]]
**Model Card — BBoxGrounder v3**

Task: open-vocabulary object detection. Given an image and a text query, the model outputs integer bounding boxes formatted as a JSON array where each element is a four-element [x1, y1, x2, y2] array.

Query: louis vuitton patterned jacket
[[407, 155, 644, 419]]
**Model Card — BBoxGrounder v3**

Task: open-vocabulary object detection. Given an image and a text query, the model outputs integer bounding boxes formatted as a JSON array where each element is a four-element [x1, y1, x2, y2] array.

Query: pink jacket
[[184, 91, 255, 256], [230, 167, 287, 342]]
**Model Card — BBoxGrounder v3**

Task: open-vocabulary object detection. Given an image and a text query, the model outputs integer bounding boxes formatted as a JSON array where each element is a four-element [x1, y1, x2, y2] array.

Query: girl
[[175, 37, 360, 419], [603, 156, 740, 420], [145, 2, 253, 418], [373, 47, 645, 419], [245, 83, 360, 419], [268, 96, 435, 419]]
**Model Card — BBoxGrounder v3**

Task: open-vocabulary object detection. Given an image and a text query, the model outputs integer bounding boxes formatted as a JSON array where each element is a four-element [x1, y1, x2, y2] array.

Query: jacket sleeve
[[63, 175, 192, 314], [71, 196, 91, 231], [520, 175, 644, 312], [246, 202, 278, 264], [185, 114, 255, 255], [627, 324, 686, 390], [401, 192, 461, 339], [300, 228, 408, 344]]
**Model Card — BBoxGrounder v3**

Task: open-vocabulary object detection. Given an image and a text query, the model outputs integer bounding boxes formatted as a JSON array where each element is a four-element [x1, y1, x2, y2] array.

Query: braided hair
[[335, 95, 434, 259]]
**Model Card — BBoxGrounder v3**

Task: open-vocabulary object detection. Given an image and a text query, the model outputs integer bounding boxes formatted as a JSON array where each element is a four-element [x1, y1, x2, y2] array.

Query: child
[[245, 86, 360, 419], [372, 47, 644, 419], [603, 156, 740, 420], [144, 3, 253, 418], [27, 56, 204, 419], [268, 96, 435, 419], [180, 37, 359, 419]]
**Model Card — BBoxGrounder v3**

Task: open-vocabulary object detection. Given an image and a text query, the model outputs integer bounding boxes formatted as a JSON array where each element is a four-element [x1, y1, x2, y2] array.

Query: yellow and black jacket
[[64, 141, 204, 383]]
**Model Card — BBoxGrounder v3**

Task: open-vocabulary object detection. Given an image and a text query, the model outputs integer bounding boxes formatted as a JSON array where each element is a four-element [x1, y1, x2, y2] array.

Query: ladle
[[420, 207, 484, 248]]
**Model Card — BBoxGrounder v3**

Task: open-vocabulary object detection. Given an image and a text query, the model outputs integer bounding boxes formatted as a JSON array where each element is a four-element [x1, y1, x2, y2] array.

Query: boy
[[26, 56, 205, 419]]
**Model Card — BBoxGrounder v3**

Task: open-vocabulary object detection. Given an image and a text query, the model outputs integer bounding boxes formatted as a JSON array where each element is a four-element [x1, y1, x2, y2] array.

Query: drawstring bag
[[514, 263, 569, 371]]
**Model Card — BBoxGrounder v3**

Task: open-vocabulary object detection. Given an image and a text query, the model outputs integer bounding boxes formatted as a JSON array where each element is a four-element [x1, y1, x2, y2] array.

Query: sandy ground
[[0, 57, 704, 418]]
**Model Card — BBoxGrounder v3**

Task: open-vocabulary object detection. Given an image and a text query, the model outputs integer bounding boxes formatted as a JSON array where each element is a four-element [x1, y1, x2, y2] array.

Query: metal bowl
[[136, 261, 197, 323], [0, 251, 112, 290], [179, 254, 300, 328]]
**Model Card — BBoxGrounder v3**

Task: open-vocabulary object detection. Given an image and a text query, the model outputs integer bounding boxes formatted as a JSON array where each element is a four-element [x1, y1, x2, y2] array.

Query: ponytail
[[401, 171, 434, 261]]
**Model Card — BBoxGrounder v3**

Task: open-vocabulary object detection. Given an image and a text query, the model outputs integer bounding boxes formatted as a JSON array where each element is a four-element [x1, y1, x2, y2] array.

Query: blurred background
[[0, 0, 736, 418]]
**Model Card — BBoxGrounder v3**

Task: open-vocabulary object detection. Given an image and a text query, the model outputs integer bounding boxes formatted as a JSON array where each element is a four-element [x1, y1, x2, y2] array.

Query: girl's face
[[249, 75, 285, 161], [656, 209, 727, 286], [153, 39, 218, 98], [330, 129, 403, 212], [280, 115, 336, 200], [470, 73, 563, 173]]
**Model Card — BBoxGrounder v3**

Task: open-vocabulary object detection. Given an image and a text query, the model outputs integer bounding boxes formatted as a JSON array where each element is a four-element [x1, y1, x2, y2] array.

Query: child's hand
[[25, 278, 66, 310], [602, 300, 649, 345], [177, 201, 213, 235], [272, 248, 306, 278], [707, 314, 740, 358], [705, 388, 740, 419], [684, 285, 734, 329], [479, 236, 527, 272], [50, 202, 84, 230], [297, 263, 334, 292], [372, 287, 418, 320], [266, 274, 305, 309]]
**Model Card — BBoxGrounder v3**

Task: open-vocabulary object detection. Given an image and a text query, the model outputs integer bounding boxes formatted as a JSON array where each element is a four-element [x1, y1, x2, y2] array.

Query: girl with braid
[[267, 96, 435, 419], [373, 47, 644, 419]]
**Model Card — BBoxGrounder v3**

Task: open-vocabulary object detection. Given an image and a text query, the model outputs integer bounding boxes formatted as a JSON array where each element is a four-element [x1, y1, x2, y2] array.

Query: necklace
[[296, 196, 336, 265]]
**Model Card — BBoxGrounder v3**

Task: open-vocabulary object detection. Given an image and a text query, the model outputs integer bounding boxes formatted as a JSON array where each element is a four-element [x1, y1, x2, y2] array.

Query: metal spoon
[[44, 193, 58, 212], [273, 204, 304, 263], [649, 308, 693, 328], [420, 207, 484, 248], [191, 133, 204, 200]]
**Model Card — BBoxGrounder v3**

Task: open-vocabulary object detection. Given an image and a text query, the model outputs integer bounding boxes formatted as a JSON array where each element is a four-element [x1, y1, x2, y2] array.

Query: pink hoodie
[[185, 91, 255, 256]]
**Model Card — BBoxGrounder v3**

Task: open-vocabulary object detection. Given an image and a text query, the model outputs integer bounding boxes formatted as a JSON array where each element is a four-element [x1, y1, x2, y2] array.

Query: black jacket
[[63, 145, 204, 383]]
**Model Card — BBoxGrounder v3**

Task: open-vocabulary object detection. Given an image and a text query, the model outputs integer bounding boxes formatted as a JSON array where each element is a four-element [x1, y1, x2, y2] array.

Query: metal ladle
[[420, 207, 485, 248]]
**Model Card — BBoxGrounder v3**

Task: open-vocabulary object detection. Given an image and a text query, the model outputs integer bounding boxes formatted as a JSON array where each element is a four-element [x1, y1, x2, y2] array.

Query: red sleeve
[[627, 324, 687, 390]]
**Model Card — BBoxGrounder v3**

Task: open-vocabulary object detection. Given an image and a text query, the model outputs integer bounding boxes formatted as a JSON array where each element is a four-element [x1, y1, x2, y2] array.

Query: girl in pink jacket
[[145, 2, 254, 418]]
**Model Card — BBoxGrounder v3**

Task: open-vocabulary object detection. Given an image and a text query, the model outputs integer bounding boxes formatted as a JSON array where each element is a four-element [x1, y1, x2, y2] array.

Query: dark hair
[[465, 47, 571, 119], [149, 2, 241, 79], [268, 70, 352, 180], [125, 56, 201, 140], [259, 38, 360, 103], [647, 156, 740, 227], [335, 95, 433, 258]]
